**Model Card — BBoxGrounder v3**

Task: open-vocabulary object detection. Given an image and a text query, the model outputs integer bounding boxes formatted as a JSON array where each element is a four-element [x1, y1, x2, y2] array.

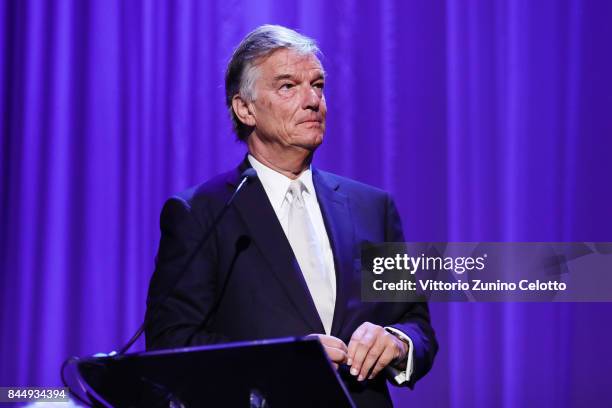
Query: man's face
[[247, 48, 326, 151]]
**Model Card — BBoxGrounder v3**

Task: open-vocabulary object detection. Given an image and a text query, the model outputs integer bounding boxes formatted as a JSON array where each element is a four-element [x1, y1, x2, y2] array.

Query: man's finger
[[324, 346, 348, 364], [349, 331, 375, 378], [310, 333, 348, 354], [347, 323, 368, 365], [358, 334, 386, 381], [321, 336, 348, 353], [368, 344, 395, 379]]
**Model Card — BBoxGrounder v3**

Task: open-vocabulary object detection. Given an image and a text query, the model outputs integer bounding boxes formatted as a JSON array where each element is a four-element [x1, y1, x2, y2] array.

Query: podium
[[67, 337, 355, 407]]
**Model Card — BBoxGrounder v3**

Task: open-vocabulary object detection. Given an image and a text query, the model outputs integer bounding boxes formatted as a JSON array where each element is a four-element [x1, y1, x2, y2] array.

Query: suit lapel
[[312, 168, 355, 338], [229, 160, 326, 334]]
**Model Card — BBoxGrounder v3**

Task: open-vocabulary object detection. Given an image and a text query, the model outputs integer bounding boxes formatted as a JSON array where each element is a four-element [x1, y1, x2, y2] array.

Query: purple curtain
[[2, 1, 611, 406]]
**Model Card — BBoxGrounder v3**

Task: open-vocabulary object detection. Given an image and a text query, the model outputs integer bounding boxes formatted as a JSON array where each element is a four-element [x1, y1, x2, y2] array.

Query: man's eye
[[280, 83, 294, 90], [314, 82, 325, 89]]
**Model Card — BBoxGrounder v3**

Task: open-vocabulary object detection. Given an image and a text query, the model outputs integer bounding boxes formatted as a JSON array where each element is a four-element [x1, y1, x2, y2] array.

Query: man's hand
[[347, 322, 408, 381], [308, 334, 348, 370]]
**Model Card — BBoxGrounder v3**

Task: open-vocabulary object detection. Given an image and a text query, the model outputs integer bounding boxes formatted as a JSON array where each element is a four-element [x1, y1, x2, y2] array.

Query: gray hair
[[225, 24, 321, 141]]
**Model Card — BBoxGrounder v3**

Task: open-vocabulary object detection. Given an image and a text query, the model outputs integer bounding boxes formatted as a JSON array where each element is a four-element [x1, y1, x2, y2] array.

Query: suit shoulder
[[316, 169, 391, 201], [171, 169, 236, 209]]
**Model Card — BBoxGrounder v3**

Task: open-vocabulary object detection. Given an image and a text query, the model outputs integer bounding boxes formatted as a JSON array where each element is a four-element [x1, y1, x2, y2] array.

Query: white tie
[[286, 180, 335, 334]]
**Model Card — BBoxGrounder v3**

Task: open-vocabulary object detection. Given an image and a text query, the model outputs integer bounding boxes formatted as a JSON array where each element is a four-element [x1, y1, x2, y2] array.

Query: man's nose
[[302, 86, 321, 111]]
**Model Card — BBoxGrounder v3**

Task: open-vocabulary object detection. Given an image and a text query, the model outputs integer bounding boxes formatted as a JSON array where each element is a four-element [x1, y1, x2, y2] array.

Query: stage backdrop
[[2, 1, 612, 407]]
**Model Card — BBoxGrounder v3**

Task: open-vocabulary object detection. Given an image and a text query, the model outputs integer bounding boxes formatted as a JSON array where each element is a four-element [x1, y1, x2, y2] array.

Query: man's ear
[[232, 95, 256, 127]]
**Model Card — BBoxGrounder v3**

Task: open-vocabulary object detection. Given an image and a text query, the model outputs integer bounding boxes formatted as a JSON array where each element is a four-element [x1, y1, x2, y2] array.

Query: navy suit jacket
[[145, 159, 437, 407]]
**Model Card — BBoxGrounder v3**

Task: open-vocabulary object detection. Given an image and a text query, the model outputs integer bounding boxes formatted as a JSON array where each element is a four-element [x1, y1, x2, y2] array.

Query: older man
[[145, 25, 437, 407]]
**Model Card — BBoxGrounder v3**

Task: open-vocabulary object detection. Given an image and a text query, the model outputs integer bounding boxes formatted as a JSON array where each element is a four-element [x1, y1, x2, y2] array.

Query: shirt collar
[[247, 154, 315, 212]]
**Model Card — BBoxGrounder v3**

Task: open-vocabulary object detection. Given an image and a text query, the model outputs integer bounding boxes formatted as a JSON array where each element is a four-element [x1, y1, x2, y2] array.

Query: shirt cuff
[[384, 326, 414, 385]]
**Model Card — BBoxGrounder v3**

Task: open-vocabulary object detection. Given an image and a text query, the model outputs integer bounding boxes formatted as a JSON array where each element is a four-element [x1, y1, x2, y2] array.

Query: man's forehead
[[258, 49, 324, 79]]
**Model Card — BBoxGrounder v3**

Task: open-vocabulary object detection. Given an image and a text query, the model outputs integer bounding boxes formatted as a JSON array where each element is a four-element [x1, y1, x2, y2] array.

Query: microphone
[[117, 168, 258, 355], [60, 168, 258, 406]]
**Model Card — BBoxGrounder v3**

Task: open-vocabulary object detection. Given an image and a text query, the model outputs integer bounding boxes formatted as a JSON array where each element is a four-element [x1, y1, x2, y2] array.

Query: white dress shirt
[[248, 155, 337, 315], [247, 154, 413, 384]]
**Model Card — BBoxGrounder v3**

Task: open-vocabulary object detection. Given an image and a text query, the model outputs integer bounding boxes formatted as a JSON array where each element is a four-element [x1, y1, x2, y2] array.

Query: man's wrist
[[392, 335, 409, 369], [385, 327, 410, 369]]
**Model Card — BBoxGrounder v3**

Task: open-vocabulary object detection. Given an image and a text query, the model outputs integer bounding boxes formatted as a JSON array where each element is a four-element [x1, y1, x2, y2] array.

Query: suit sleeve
[[383, 194, 438, 389], [145, 196, 229, 350]]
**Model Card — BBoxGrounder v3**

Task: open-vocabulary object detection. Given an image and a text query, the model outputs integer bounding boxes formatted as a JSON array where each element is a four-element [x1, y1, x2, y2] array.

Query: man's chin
[[294, 132, 324, 150], [298, 141, 323, 153]]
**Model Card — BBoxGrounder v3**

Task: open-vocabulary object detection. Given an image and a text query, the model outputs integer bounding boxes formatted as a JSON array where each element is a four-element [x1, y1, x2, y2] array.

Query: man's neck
[[247, 138, 313, 180]]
